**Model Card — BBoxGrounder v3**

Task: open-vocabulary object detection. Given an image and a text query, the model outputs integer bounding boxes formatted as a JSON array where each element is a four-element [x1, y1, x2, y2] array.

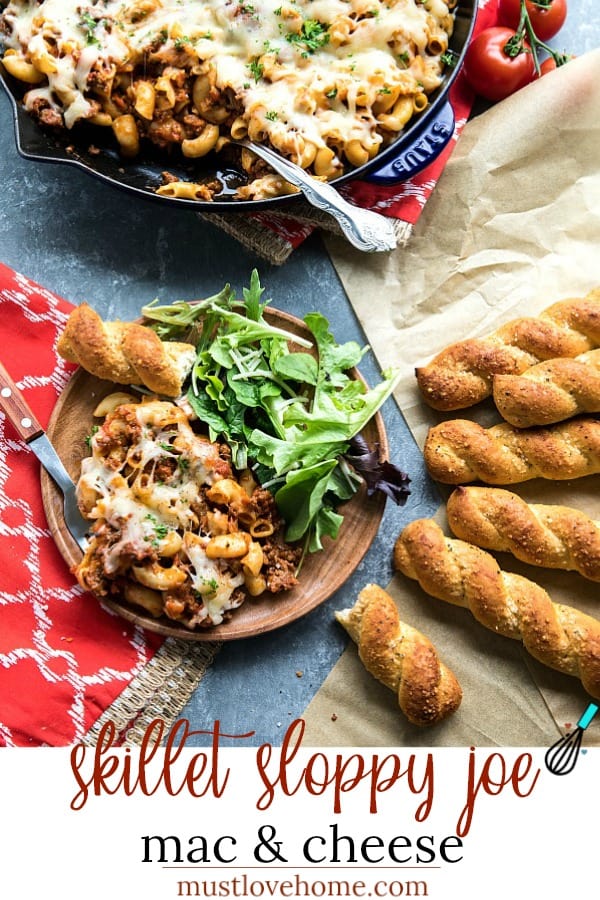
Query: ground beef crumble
[[261, 538, 301, 593]]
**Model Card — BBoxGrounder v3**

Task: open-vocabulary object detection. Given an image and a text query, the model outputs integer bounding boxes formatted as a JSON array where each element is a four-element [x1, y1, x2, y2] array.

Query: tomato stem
[[505, 0, 573, 76], [524, 16, 542, 75]]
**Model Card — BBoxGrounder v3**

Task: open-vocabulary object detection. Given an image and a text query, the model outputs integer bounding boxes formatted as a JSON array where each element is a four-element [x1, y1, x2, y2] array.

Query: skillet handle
[[364, 102, 455, 186]]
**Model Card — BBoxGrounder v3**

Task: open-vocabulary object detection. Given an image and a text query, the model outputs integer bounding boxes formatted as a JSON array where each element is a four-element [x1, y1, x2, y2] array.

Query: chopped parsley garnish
[[440, 49, 458, 68], [396, 51, 410, 68], [144, 514, 170, 546], [79, 11, 101, 45], [325, 87, 338, 99], [265, 110, 278, 121], [194, 579, 219, 597], [285, 19, 330, 57], [247, 58, 264, 82], [85, 424, 99, 448]]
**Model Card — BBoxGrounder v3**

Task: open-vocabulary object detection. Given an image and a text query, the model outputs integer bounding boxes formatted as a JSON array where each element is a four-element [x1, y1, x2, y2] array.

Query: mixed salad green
[[142, 271, 410, 557]]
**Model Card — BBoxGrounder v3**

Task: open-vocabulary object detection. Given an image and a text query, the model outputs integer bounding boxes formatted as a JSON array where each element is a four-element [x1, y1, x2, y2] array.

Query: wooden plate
[[41, 307, 388, 641]]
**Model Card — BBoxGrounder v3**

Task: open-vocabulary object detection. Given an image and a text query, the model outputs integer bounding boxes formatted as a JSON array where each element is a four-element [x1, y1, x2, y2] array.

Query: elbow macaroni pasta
[[0, 0, 454, 200], [74, 396, 300, 629]]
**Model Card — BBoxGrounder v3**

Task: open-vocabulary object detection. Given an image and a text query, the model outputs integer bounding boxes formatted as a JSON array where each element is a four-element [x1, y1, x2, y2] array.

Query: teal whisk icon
[[545, 702, 599, 775]]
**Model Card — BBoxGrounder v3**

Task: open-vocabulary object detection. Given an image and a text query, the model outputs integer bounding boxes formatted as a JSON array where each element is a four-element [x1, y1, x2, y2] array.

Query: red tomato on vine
[[462, 27, 536, 102], [497, 0, 568, 42], [539, 53, 575, 74]]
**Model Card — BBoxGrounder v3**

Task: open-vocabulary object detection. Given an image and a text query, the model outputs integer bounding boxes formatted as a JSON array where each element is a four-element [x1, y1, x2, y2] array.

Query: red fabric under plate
[[0, 263, 163, 748]]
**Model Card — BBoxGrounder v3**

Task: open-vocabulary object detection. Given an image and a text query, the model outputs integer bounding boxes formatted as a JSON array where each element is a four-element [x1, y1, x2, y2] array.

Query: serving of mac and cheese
[[0, 0, 455, 200], [75, 395, 301, 629]]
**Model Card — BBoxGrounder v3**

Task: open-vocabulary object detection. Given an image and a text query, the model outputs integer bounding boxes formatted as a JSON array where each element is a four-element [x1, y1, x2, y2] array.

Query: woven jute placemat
[[84, 639, 222, 746]]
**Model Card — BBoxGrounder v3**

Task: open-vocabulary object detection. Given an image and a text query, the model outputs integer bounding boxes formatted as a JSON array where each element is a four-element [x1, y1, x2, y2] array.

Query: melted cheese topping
[[1, 0, 454, 159], [183, 534, 245, 626], [76, 399, 249, 626]]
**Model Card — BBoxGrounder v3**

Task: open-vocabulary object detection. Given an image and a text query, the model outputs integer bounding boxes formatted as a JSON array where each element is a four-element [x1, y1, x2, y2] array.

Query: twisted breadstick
[[424, 417, 600, 485], [446, 487, 600, 581], [492, 349, 600, 427], [335, 583, 462, 726], [393, 520, 600, 698], [57, 303, 196, 397], [416, 288, 600, 411]]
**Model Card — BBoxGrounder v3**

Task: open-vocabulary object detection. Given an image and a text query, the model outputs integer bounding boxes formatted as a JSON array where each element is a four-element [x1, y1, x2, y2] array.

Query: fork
[[233, 139, 398, 253], [0, 360, 89, 552]]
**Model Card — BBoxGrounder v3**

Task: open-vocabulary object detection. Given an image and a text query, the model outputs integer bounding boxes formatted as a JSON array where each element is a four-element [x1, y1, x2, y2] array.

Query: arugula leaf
[[327, 461, 362, 501], [310, 506, 344, 552], [274, 459, 338, 543], [226, 371, 281, 409], [283, 367, 400, 440], [243, 268, 267, 321], [141, 284, 235, 338], [249, 427, 346, 475], [272, 351, 318, 385], [305, 312, 364, 367], [186, 389, 229, 440]]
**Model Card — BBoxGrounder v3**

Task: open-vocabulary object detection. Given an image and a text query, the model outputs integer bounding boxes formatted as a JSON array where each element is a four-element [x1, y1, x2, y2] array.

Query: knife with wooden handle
[[0, 359, 88, 551]]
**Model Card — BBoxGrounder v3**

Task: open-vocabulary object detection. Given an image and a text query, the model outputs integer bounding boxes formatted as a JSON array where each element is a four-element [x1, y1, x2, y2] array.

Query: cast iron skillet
[[0, 0, 477, 212]]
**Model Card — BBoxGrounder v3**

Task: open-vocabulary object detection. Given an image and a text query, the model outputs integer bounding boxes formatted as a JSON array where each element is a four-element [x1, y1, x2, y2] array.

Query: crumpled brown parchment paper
[[301, 49, 600, 747]]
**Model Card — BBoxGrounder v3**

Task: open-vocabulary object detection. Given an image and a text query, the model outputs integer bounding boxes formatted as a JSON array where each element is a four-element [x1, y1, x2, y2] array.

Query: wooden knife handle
[[0, 359, 44, 442]]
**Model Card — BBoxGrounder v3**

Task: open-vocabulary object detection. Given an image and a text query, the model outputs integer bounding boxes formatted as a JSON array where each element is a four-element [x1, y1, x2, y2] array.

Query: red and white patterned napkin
[[0, 264, 169, 747], [204, 1, 499, 264]]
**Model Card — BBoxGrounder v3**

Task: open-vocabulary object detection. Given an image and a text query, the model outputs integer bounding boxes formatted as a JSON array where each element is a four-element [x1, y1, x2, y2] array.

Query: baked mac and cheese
[[75, 395, 301, 628], [0, 0, 455, 199]]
